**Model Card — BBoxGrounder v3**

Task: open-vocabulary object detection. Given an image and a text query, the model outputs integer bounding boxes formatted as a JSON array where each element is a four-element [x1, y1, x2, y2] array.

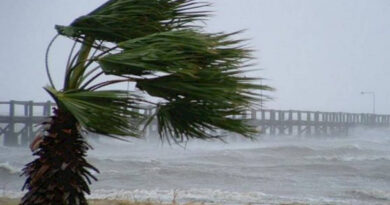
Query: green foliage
[[96, 28, 271, 140], [138, 69, 270, 140], [98, 30, 249, 76], [46, 87, 143, 137], [56, 0, 209, 43], [135, 68, 266, 102], [47, 0, 272, 141], [156, 99, 257, 142]]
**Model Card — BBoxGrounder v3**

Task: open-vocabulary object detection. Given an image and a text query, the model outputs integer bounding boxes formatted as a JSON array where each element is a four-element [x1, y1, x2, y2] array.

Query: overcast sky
[[0, 0, 389, 114]]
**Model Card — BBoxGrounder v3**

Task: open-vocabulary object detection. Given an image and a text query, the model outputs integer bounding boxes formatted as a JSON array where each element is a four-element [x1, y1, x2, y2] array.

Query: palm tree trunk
[[21, 108, 98, 205]]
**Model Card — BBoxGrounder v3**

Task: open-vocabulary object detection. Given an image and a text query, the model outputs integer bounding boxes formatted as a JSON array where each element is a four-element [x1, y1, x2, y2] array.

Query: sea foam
[[0, 162, 21, 175]]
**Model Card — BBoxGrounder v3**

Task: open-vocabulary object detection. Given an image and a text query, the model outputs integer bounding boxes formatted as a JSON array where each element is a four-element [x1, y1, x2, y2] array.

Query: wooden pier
[[1, 101, 390, 146], [0, 101, 54, 146]]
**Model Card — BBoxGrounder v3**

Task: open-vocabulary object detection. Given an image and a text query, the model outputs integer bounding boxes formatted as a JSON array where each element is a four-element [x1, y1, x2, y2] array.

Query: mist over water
[[1, 129, 390, 204]]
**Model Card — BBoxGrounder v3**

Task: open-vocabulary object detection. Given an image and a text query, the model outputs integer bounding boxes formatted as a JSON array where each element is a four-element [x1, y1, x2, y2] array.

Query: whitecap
[[88, 188, 347, 205], [349, 189, 390, 201], [0, 162, 21, 175]]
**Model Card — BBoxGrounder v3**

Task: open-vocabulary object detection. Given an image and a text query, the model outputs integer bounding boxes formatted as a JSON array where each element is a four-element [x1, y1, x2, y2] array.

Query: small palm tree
[[20, 0, 271, 204]]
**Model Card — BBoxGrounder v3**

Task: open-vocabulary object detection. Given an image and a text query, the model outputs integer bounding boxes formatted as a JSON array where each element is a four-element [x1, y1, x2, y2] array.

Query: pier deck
[[1, 101, 389, 146]]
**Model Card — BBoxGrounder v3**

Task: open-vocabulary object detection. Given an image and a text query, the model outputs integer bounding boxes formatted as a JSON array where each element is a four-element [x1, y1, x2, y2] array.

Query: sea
[[1, 128, 390, 205]]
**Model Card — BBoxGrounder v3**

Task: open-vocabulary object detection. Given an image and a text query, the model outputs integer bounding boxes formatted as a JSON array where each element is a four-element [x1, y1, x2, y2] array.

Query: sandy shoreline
[[0, 197, 168, 205], [0, 197, 224, 205], [0, 197, 308, 205]]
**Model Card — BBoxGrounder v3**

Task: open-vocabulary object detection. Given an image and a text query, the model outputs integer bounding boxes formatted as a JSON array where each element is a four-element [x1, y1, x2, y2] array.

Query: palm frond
[[98, 30, 249, 76], [47, 0, 273, 142], [136, 69, 269, 104], [55, 0, 210, 43], [45, 87, 144, 137], [156, 99, 257, 142], [145, 69, 271, 140], [95, 28, 272, 141]]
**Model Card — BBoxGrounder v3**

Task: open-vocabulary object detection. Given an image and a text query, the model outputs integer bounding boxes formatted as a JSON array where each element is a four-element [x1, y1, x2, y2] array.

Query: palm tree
[[20, 0, 271, 204]]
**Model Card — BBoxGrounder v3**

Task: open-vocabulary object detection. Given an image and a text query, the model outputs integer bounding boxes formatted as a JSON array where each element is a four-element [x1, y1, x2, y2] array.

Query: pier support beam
[[4, 101, 18, 146]]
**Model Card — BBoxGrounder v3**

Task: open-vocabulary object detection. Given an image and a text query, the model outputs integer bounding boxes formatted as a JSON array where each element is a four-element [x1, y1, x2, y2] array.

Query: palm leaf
[[156, 99, 257, 142], [55, 0, 209, 43], [47, 0, 273, 142], [98, 30, 249, 76], [95, 28, 272, 141], [147, 69, 271, 140], [45, 87, 144, 137], [135, 69, 268, 103]]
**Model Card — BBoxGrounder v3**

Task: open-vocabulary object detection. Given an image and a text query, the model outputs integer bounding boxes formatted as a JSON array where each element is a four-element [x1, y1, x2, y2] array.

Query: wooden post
[[43, 101, 52, 116], [350, 114, 353, 124], [306, 112, 311, 136], [322, 113, 328, 136], [330, 113, 335, 136], [251, 109, 257, 120], [260, 110, 266, 134], [270, 110, 275, 135], [288, 110, 293, 135], [373, 114, 377, 126], [314, 112, 320, 135], [27, 101, 34, 144], [338, 113, 343, 136], [20, 102, 33, 146], [242, 110, 248, 120], [297, 111, 302, 136], [4, 101, 18, 146], [251, 109, 259, 133], [278, 111, 284, 135]]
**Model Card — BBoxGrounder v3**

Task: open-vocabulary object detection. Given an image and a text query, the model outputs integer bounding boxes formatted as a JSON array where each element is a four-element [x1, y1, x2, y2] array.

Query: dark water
[[1, 128, 390, 204]]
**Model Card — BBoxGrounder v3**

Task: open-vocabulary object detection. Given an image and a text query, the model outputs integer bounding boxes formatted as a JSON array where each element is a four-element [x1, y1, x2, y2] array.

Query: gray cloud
[[1, 0, 389, 113]]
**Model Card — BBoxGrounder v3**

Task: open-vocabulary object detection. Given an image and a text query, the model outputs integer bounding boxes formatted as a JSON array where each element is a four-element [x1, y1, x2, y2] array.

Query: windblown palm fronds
[[56, 0, 209, 42], [21, 0, 272, 204], [98, 30, 248, 75], [45, 87, 142, 137]]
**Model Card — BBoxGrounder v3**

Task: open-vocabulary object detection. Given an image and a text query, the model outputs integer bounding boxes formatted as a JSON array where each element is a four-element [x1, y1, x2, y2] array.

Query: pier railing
[[1, 101, 389, 146]]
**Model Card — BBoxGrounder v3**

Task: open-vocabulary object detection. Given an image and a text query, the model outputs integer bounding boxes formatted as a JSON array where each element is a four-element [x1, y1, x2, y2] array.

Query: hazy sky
[[0, 0, 389, 114]]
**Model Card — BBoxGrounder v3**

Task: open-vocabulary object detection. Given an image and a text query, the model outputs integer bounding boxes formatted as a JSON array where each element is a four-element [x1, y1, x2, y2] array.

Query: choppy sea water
[[1, 128, 390, 204]]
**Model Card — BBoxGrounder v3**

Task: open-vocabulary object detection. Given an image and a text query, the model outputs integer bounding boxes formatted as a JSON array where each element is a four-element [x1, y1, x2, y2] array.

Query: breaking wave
[[89, 188, 346, 205], [349, 190, 390, 202], [306, 155, 390, 162], [0, 162, 21, 175]]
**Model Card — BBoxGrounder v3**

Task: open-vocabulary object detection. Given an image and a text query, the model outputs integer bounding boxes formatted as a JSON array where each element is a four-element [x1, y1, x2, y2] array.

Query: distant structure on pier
[[1, 101, 390, 146]]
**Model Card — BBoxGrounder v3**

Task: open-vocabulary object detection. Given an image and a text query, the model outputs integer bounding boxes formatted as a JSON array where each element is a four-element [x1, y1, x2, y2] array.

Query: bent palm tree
[[21, 0, 272, 204]]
